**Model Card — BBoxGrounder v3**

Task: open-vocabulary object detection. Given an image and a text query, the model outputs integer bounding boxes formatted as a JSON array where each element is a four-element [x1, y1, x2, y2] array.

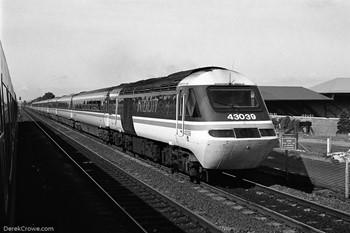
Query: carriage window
[[84, 99, 102, 112], [8, 96, 13, 125], [2, 85, 9, 124], [58, 101, 69, 109], [103, 99, 108, 113], [0, 83, 3, 133]]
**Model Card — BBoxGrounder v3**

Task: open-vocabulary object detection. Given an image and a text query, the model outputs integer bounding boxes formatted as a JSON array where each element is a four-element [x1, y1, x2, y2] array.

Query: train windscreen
[[207, 87, 260, 111]]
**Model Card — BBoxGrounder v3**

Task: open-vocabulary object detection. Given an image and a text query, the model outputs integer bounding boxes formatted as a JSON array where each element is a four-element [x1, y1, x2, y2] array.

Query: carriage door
[[103, 93, 110, 128], [176, 89, 187, 138], [70, 96, 74, 120], [121, 98, 136, 135]]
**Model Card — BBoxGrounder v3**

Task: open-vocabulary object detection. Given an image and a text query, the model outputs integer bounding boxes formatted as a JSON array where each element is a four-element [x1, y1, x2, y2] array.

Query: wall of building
[[308, 117, 339, 136]]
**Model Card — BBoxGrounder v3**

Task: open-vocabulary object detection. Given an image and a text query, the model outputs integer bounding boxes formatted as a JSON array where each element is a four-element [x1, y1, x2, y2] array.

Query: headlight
[[208, 129, 235, 137]]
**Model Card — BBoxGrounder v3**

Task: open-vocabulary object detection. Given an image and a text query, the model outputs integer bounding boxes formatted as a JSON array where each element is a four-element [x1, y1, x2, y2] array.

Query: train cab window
[[207, 87, 259, 111], [186, 89, 201, 118]]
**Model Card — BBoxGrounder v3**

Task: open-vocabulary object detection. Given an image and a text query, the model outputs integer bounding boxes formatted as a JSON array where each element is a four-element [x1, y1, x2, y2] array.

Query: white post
[[327, 138, 331, 154], [346, 159, 349, 199]]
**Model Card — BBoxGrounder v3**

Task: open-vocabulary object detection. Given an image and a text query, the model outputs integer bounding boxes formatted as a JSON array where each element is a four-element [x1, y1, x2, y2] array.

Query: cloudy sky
[[1, 0, 350, 101]]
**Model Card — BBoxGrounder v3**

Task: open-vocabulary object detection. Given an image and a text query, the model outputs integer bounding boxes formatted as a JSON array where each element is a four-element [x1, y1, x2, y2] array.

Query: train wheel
[[189, 162, 201, 184], [200, 169, 210, 183]]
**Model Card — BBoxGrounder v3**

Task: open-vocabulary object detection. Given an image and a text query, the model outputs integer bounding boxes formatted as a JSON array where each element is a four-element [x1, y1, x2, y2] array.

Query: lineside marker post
[[281, 134, 297, 184]]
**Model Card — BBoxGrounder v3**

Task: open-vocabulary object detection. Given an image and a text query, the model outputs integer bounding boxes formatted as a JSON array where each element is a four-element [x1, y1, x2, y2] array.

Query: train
[[0, 41, 18, 225], [31, 67, 279, 182]]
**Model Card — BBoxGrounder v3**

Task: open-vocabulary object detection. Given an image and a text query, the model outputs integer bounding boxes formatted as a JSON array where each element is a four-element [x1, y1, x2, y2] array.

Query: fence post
[[327, 138, 331, 154], [285, 150, 289, 183], [346, 159, 349, 199]]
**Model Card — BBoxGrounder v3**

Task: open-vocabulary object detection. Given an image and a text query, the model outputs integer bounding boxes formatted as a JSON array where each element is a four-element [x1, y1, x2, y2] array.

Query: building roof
[[309, 78, 350, 93], [260, 86, 331, 101]]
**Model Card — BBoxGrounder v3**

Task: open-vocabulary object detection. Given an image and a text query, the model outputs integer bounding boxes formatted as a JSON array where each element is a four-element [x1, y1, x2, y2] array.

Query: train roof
[[32, 67, 235, 102], [119, 66, 227, 95], [72, 67, 228, 97], [75, 86, 120, 96], [0, 41, 16, 99], [31, 99, 50, 105]]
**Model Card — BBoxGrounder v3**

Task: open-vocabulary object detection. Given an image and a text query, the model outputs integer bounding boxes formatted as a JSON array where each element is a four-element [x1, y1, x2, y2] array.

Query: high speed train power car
[[0, 41, 18, 225], [31, 67, 279, 181]]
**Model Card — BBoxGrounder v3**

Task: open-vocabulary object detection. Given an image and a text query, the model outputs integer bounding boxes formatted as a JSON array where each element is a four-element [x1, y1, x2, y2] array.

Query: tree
[[29, 92, 55, 104], [42, 92, 55, 100], [336, 108, 350, 134], [278, 116, 291, 132]]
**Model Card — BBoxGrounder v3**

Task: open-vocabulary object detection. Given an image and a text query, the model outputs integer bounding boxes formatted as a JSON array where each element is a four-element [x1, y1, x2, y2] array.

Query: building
[[260, 86, 332, 117], [310, 78, 350, 117]]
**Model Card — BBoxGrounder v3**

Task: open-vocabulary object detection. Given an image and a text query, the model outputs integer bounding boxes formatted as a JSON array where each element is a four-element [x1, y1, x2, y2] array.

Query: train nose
[[202, 138, 279, 170]]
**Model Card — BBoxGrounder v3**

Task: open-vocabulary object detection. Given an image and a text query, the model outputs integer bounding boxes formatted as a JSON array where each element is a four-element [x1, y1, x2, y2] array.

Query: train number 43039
[[227, 113, 257, 120]]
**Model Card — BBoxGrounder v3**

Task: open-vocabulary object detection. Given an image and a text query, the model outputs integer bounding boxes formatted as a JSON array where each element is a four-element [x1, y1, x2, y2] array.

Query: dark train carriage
[[0, 41, 18, 226]]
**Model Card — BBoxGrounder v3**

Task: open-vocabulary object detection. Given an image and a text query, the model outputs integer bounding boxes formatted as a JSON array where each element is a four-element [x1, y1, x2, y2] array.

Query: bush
[[336, 108, 350, 134], [274, 116, 300, 134]]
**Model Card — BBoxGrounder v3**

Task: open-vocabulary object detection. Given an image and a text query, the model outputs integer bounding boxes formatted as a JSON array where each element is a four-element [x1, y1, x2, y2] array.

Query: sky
[[1, 0, 350, 101]]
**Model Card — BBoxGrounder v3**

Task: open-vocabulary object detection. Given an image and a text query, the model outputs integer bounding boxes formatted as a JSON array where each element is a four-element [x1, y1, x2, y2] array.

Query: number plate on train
[[227, 113, 257, 120]]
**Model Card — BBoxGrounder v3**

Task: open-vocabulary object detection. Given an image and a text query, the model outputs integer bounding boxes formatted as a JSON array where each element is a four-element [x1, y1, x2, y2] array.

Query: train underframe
[[102, 126, 204, 184], [54, 115, 205, 183]]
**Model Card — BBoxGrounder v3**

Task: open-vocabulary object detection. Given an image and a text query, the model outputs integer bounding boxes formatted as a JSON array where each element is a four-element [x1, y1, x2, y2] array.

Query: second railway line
[[25, 108, 350, 232]]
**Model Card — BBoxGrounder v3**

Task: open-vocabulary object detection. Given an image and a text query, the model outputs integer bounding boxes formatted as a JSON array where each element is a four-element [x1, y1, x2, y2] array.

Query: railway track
[[25, 110, 222, 233], [26, 109, 350, 232], [216, 172, 350, 233]]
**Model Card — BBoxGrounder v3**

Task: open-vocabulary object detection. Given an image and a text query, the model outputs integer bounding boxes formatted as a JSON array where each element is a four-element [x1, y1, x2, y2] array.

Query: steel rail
[[222, 172, 350, 222], [25, 111, 149, 233], [26, 110, 224, 233], [27, 109, 325, 232], [200, 180, 325, 233]]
